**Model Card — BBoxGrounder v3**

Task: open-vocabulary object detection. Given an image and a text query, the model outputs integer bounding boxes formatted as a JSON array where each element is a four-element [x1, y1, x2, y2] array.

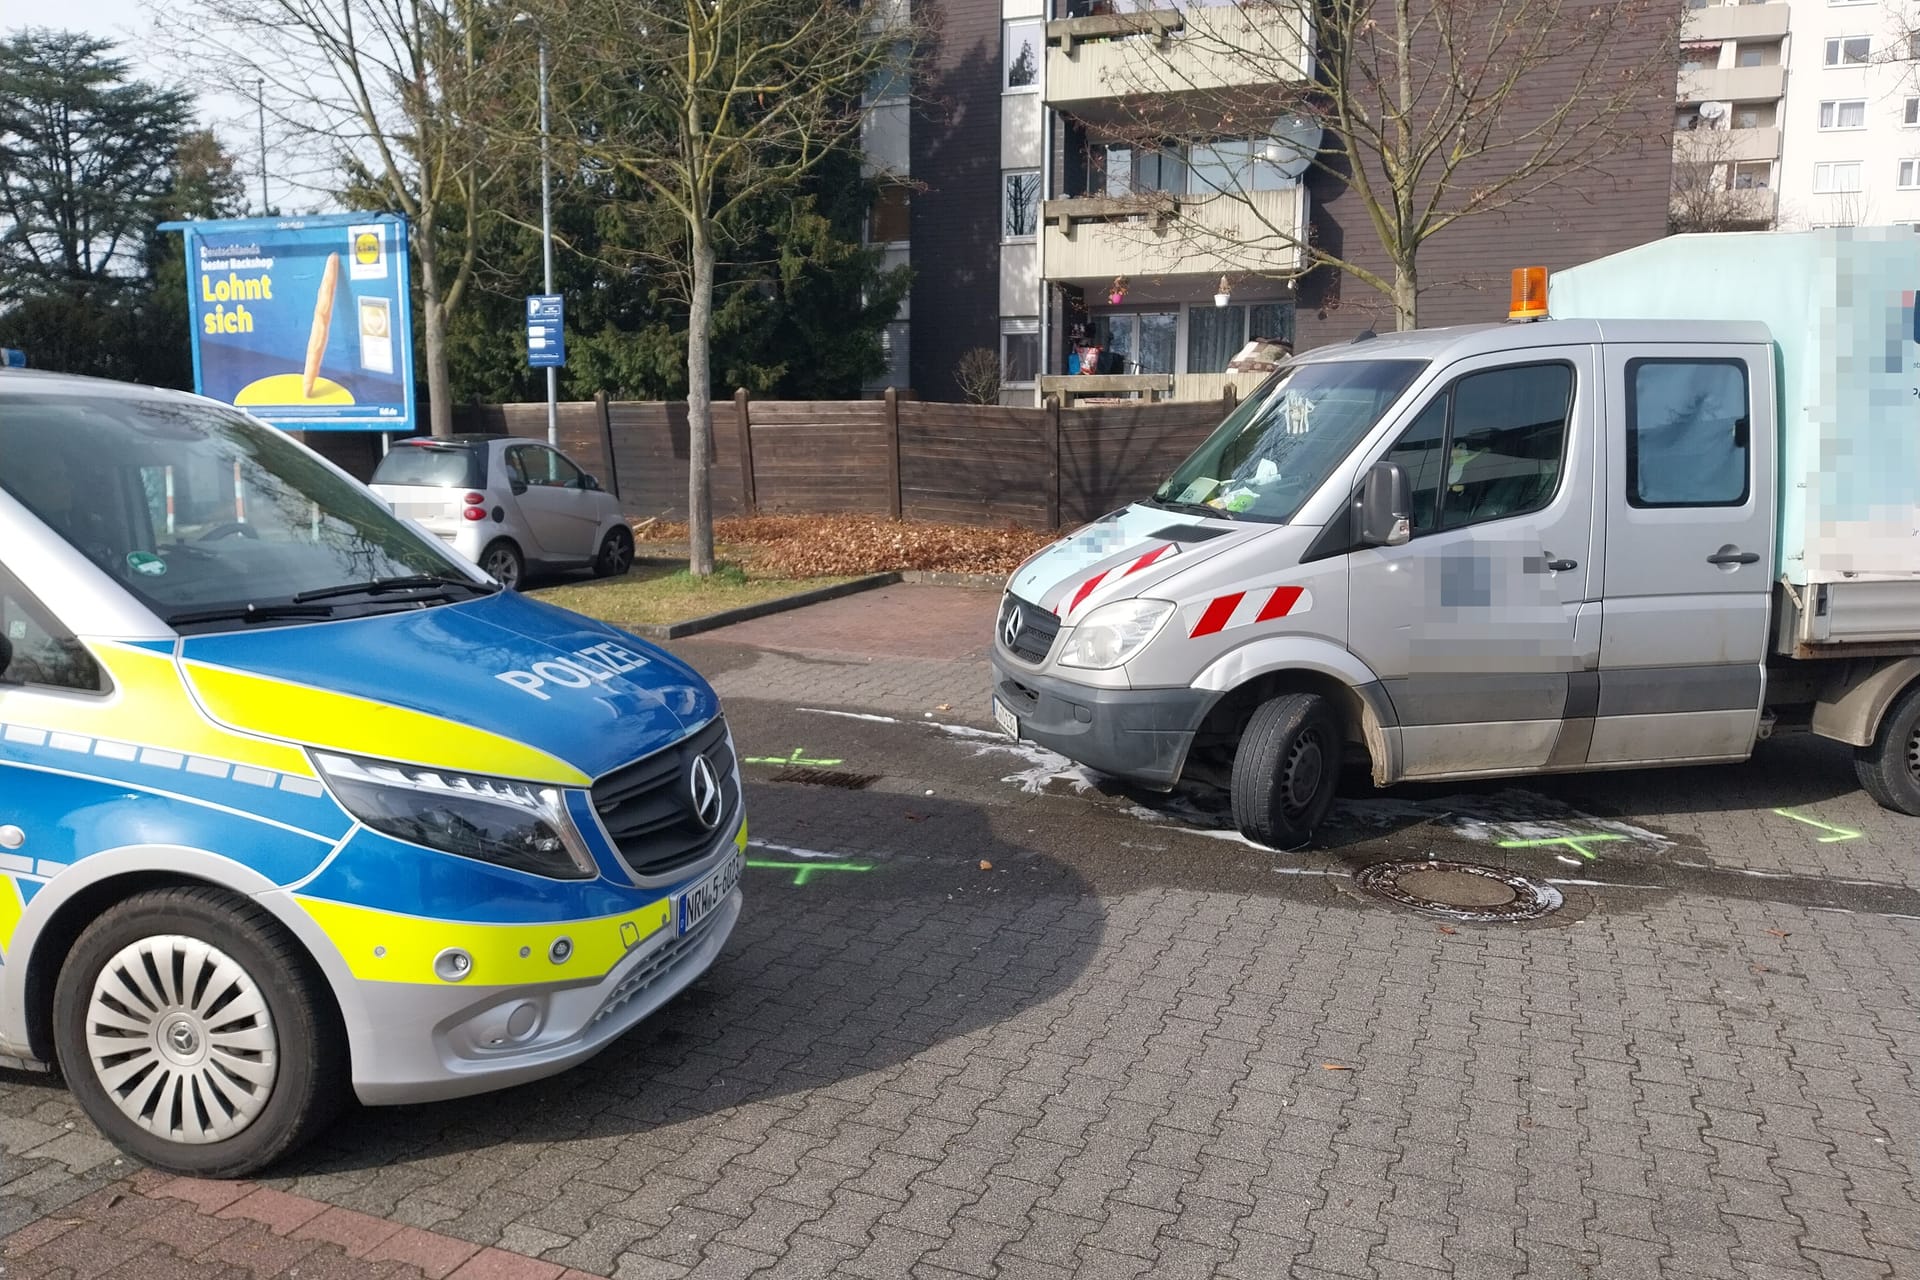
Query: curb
[[633, 573, 902, 640], [899, 571, 1005, 589]]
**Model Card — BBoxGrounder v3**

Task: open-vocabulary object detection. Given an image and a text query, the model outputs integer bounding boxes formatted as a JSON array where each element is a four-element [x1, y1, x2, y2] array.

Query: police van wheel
[[594, 526, 635, 578], [1855, 682, 1920, 816], [480, 539, 525, 590], [1231, 693, 1341, 851], [52, 887, 345, 1178]]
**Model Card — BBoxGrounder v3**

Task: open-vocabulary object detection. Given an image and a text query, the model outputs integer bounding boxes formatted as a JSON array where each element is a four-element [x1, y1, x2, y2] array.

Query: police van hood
[[1006, 503, 1261, 616], [175, 590, 717, 788]]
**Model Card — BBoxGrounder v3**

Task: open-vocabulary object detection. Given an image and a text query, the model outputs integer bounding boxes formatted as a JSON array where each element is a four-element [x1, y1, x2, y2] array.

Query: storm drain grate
[[1354, 859, 1563, 923], [769, 768, 880, 789]]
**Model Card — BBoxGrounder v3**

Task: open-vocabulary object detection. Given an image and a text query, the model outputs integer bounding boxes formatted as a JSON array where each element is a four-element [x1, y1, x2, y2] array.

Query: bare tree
[[1084, 0, 1678, 329], [1668, 123, 1773, 235], [954, 347, 1002, 404], [164, 0, 517, 437], [526, 0, 918, 576]]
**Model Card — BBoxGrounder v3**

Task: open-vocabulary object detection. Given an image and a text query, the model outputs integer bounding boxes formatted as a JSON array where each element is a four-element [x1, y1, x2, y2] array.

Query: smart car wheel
[[1230, 692, 1342, 850], [53, 887, 344, 1178], [594, 525, 635, 578], [480, 538, 525, 590]]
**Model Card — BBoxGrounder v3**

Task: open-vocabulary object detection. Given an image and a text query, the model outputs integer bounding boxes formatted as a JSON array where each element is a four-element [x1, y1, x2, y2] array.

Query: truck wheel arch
[[1809, 657, 1920, 747], [1190, 639, 1399, 786]]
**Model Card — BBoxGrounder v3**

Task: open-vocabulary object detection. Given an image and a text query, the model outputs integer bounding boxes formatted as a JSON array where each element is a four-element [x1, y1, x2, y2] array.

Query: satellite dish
[[1259, 114, 1324, 182], [1698, 101, 1728, 121]]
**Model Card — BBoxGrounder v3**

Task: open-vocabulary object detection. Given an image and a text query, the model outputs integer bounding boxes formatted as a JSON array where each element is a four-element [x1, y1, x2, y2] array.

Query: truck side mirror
[[1358, 460, 1412, 548]]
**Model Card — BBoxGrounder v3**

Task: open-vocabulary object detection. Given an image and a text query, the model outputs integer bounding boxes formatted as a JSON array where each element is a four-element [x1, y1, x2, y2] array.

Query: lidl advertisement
[[166, 213, 415, 432]]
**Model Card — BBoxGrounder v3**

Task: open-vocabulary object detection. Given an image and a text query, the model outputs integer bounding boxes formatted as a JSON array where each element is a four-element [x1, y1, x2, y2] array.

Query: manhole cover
[[769, 768, 879, 789], [1354, 859, 1563, 923]]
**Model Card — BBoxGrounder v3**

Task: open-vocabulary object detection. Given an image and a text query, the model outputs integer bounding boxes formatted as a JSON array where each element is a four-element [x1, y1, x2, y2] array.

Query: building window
[[1819, 100, 1867, 129], [868, 183, 910, 243], [1680, 43, 1720, 73], [1906, 98, 1920, 126], [1900, 160, 1920, 189], [1824, 36, 1871, 66], [1736, 46, 1766, 68], [1188, 305, 1245, 374], [1188, 139, 1292, 195], [1004, 20, 1040, 91], [1249, 301, 1295, 345], [1002, 321, 1039, 386], [1732, 162, 1772, 190], [867, 39, 910, 103], [1910, 32, 1920, 60], [1087, 313, 1176, 375], [1814, 161, 1863, 193], [1003, 171, 1040, 240], [1091, 142, 1186, 197]]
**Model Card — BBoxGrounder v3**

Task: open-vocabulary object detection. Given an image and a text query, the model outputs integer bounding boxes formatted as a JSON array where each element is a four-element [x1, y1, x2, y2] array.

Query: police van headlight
[[1058, 599, 1175, 670], [312, 752, 598, 880]]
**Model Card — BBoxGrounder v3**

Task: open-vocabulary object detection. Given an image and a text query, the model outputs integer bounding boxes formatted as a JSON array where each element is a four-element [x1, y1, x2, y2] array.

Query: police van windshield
[[0, 391, 486, 633], [1152, 358, 1427, 523]]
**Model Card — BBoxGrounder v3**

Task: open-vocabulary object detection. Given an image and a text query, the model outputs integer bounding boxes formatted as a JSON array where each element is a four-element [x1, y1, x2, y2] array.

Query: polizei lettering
[[495, 642, 651, 700]]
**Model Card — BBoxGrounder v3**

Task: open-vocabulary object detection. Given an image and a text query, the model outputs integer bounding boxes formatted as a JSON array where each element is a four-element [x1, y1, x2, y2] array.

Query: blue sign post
[[160, 213, 416, 433], [527, 294, 565, 369], [0, 349, 24, 368]]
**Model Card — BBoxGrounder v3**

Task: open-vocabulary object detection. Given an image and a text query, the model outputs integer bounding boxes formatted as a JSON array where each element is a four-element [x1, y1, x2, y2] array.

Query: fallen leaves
[[1766, 928, 1791, 938], [1437, 925, 1458, 935], [979, 860, 994, 871], [1321, 1062, 1354, 1071], [634, 514, 1055, 578]]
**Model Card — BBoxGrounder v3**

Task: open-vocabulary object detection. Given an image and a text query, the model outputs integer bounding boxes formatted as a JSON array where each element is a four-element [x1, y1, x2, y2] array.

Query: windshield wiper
[[167, 602, 339, 626], [292, 573, 497, 604], [1148, 495, 1239, 521]]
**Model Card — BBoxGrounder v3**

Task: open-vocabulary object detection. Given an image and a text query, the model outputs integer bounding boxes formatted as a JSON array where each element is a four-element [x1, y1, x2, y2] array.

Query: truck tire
[[1854, 682, 1920, 815], [52, 886, 345, 1178], [1231, 692, 1342, 850]]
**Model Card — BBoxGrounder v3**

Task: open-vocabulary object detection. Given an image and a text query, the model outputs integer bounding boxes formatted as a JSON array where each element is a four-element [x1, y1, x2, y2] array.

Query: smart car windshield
[[1152, 358, 1428, 523], [0, 391, 487, 632]]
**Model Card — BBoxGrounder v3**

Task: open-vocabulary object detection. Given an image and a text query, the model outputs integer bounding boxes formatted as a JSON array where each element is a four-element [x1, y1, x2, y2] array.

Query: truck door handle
[[1707, 551, 1760, 566], [1546, 559, 1577, 572]]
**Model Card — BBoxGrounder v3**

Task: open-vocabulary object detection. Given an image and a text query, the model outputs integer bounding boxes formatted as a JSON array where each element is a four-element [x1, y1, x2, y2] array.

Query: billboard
[[163, 213, 415, 432]]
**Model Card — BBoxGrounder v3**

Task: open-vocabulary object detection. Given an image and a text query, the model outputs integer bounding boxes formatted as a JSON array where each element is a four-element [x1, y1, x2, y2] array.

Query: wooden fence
[[448, 390, 1233, 531]]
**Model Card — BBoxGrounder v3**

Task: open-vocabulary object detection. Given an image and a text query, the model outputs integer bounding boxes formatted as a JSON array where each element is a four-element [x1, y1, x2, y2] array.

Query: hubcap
[[1279, 730, 1326, 817], [84, 935, 279, 1145], [485, 549, 520, 587], [607, 534, 632, 573], [1906, 724, 1920, 783]]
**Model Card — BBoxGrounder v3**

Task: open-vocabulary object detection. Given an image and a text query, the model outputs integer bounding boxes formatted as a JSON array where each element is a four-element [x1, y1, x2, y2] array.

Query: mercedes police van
[[0, 369, 745, 1176]]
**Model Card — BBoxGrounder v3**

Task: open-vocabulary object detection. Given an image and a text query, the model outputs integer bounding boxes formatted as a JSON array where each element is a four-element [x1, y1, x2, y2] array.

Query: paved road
[[5, 586, 1919, 1280]]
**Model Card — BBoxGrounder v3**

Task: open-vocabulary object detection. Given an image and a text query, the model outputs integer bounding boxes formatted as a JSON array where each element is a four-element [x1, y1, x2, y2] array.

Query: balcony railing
[[1044, 3, 1311, 113], [1041, 187, 1307, 283]]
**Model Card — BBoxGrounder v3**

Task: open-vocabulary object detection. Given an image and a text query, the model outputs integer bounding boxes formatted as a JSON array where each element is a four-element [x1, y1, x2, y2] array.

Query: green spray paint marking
[[746, 859, 873, 886], [1496, 834, 1626, 862], [1773, 809, 1862, 843], [743, 747, 844, 767]]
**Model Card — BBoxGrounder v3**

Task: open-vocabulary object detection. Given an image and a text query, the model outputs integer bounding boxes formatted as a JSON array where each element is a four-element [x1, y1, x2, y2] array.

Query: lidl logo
[[354, 232, 380, 265]]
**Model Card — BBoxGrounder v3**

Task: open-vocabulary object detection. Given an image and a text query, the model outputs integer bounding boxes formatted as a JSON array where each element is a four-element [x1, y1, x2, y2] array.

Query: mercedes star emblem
[[1003, 604, 1024, 649], [688, 754, 724, 831]]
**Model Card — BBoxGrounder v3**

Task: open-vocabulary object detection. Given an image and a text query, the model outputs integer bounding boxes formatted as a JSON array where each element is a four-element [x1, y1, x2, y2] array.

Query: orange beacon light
[[1509, 266, 1548, 321]]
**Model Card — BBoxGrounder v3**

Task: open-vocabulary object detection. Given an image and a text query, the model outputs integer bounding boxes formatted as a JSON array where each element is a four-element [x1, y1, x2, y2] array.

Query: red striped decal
[[1123, 543, 1172, 576], [1190, 592, 1245, 637], [1067, 570, 1110, 615], [1255, 586, 1305, 622]]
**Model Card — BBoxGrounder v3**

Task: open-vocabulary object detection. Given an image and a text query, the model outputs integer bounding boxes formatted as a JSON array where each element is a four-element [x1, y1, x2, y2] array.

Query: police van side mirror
[[1358, 460, 1412, 548]]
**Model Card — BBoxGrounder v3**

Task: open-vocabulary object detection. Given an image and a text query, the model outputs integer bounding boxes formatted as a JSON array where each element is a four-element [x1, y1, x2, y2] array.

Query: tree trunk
[[417, 227, 454, 438], [685, 221, 717, 577], [1392, 260, 1418, 332]]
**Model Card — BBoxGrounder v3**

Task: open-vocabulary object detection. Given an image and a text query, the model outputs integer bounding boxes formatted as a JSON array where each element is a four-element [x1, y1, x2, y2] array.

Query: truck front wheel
[[1855, 682, 1920, 816], [1231, 692, 1342, 850]]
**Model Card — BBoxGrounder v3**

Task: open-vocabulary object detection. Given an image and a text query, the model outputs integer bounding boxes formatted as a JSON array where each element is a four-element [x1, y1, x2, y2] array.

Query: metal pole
[[539, 37, 557, 447], [256, 79, 269, 214]]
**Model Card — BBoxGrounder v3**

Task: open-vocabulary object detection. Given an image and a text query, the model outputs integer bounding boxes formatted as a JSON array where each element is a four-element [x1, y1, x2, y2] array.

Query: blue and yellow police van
[[0, 369, 745, 1176]]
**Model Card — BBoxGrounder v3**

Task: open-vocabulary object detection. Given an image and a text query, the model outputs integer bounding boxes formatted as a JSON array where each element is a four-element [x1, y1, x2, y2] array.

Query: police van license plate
[[992, 696, 1018, 740], [677, 851, 742, 935]]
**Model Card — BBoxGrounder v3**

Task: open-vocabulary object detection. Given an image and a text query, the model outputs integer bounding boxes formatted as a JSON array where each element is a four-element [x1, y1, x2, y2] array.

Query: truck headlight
[[1058, 599, 1175, 670], [312, 752, 598, 880]]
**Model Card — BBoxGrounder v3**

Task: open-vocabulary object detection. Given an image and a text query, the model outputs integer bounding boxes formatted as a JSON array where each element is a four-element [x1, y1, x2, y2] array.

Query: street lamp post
[[537, 34, 557, 447]]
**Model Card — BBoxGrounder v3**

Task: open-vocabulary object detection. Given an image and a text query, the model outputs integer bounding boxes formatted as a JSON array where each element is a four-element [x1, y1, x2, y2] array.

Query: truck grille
[[998, 593, 1060, 664], [591, 718, 738, 880]]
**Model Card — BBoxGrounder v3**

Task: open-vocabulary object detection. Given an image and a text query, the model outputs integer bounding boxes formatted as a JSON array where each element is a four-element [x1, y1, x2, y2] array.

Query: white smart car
[[370, 435, 634, 589]]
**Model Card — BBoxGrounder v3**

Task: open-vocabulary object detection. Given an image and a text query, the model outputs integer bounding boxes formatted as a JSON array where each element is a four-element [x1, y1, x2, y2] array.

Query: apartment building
[[871, 1, 1675, 403]]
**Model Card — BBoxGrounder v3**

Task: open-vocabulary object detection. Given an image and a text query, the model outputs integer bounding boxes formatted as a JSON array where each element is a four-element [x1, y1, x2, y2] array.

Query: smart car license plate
[[677, 850, 742, 935], [992, 696, 1019, 740]]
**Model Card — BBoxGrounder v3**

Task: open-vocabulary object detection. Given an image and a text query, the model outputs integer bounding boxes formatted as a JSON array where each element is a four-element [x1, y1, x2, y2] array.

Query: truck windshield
[[1152, 358, 1427, 522], [0, 391, 482, 632]]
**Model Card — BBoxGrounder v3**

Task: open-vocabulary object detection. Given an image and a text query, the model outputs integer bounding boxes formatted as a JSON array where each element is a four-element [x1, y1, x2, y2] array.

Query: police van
[[0, 369, 745, 1176]]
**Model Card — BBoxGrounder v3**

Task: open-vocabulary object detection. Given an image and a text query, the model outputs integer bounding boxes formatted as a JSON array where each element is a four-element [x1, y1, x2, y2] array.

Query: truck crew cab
[[991, 228, 1920, 848]]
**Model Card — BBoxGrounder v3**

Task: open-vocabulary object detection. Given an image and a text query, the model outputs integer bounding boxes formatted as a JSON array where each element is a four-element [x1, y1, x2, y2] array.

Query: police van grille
[[592, 718, 738, 880], [999, 594, 1060, 664]]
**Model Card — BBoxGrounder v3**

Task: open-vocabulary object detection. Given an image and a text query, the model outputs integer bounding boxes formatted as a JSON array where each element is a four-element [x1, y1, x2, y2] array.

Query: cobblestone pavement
[[6, 585, 1920, 1280]]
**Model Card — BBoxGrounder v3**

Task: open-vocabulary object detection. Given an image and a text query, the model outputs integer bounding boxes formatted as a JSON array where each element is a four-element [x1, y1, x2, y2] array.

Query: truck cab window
[[1384, 397, 1449, 534], [1438, 363, 1573, 531], [1626, 359, 1750, 507], [0, 565, 105, 694]]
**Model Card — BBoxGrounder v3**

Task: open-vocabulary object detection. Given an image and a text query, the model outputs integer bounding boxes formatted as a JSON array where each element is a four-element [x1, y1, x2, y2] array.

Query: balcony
[[1042, 186, 1306, 283], [1678, 64, 1786, 104], [1682, 3, 1789, 43], [1045, 3, 1311, 119], [1673, 125, 1781, 164]]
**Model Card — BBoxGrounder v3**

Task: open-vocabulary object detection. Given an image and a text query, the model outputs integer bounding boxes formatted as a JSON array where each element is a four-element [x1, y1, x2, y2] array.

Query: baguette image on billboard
[[303, 252, 342, 398]]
